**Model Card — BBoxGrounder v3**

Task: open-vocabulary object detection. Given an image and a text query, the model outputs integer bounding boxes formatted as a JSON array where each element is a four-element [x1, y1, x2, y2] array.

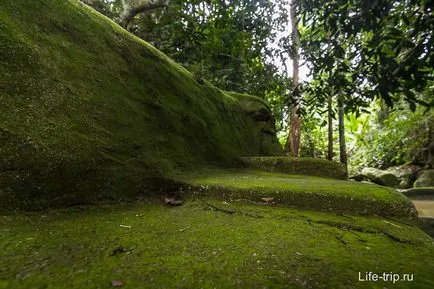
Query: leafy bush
[[348, 102, 433, 171]]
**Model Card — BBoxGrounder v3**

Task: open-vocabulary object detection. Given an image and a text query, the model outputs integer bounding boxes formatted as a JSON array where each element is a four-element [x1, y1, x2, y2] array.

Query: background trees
[[300, 0, 433, 109], [298, 0, 433, 170], [81, 0, 291, 98], [348, 100, 434, 171]]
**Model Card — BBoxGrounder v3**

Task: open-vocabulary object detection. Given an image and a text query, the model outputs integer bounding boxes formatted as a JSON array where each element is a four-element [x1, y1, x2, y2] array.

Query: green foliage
[[300, 0, 434, 113], [298, 112, 328, 158], [348, 101, 434, 170], [80, 0, 123, 19], [296, 0, 434, 171], [150, 0, 291, 97], [80, 0, 292, 99]]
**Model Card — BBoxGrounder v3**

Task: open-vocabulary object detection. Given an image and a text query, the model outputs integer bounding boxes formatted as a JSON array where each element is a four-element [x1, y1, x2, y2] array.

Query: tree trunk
[[287, 0, 301, 157], [338, 95, 347, 168], [426, 118, 434, 169], [377, 98, 389, 126], [327, 93, 333, 161]]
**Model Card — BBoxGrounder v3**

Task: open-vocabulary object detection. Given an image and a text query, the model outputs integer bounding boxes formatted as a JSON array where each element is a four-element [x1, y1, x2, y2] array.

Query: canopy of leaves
[[81, 0, 292, 99], [300, 0, 434, 113], [348, 101, 434, 170]]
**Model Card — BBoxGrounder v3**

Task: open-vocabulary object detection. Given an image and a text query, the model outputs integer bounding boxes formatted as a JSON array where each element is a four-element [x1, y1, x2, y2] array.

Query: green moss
[[241, 156, 348, 179], [0, 0, 280, 209], [176, 169, 417, 218], [226, 93, 283, 156], [0, 201, 432, 289], [225, 91, 272, 113]]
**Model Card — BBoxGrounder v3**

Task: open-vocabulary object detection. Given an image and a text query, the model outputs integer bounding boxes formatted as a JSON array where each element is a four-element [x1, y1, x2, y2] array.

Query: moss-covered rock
[[240, 156, 347, 179], [226, 92, 283, 156], [414, 170, 434, 188], [387, 165, 422, 188], [0, 0, 280, 209], [177, 169, 417, 219], [361, 167, 399, 187]]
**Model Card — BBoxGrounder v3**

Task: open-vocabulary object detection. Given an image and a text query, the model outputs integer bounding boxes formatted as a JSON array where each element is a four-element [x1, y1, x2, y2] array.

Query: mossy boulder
[[361, 167, 399, 187], [0, 0, 280, 209], [178, 169, 417, 218], [414, 170, 434, 188], [387, 165, 422, 188], [240, 156, 347, 179], [226, 92, 283, 156]]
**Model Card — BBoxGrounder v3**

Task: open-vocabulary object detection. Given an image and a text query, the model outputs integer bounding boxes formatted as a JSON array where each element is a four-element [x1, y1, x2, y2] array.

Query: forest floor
[[1, 170, 433, 289]]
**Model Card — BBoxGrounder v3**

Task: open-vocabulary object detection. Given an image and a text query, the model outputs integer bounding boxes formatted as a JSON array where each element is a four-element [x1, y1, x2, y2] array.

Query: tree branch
[[203, 201, 235, 215], [121, 0, 168, 28]]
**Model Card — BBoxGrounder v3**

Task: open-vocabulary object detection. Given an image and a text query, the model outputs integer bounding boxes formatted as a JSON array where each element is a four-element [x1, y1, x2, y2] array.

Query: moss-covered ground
[[240, 157, 348, 180], [176, 169, 417, 218], [1, 200, 433, 289]]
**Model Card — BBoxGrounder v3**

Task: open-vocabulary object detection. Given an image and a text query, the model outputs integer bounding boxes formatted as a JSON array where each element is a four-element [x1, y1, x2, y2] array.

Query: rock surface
[[361, 167, 399, 187], [0, 0, 283, 209], [399, 187, 434, 197], [348, 174, 366, 182], [414, 170, 434, 188], [387, 165, 422, 188], [240, 157, 348, 180], [226, 92, 283, 156]]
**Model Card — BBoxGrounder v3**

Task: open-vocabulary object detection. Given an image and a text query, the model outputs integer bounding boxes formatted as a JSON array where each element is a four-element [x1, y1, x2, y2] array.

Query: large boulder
[[361, 167, 399, 187], [0, 0, 282, 209], [414, 170, 434, 188], [227, 92, 284, 156], [386, 165, 422, 188]]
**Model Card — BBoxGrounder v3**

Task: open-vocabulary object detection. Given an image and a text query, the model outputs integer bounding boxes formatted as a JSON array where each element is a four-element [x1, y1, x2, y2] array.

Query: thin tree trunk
[[287, 0, 301, 157], [338, 95, 347, 168], [426, 118, 434, 169], [327, 93, 333, 161], [378, 98, 389, 126]]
